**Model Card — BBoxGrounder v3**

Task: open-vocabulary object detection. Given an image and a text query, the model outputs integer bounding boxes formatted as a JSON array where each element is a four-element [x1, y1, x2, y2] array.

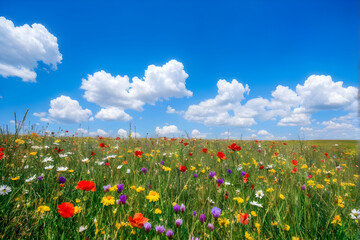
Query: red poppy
[[274, 152, 279, 156], [283, 143, 287, 145], [324, 152, 329, 158], [115, 137, 120, 140], [259, 165, 264, 170], [91, 151, 95, 156], [292, 167, 298, 173], [240, 213, 249, 225], [134, 150, 143, 158], [183, 142, 189, 146], [0, 147, 4, 152], [128, 213, 149, 228], [179, 165, 187, 172], [189, 152, 193, 156], [99, 143, 105, 148], [105, 162, 110, 167], [291, 160, 298, 166], [254, 140, 258, 143], [58, 202, 75, 218], [251, 185, 254, 190], [75, 180, 96, 191], [227, 143, 241, 151], [217, 152, 227, 160], [202, 148, 208, 153]]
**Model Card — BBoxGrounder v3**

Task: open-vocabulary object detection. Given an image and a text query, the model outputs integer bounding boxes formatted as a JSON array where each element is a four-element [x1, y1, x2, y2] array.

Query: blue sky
[[0, 0, 358, 139]]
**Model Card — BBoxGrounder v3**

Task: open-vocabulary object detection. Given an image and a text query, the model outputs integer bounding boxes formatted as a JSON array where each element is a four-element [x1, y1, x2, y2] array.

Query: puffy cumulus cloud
[[155, 125, 181, 136], [220, 131, 231, 137], [48, 95, 92, 124], [95, 107, 132, 121], [0, 17, 62, 82], [191, 129, 206, 138], [117, 129, 128, 138], [76, 128, 88, 135], [33, 112, 47, 118], [182, 75, 357, 128], [184, 79, 254, 127], [166, 106, 176, 114], [81, 60, 192, 117], [296, 75, 357, 111], [89, 129, 109, 137]]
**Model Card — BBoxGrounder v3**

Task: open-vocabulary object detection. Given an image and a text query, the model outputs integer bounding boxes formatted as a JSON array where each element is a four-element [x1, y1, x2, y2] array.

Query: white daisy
[[42, 156, 53, 163], [59, 154, 68, 158], [79, 225, 88, 232], [45, 165, 54, 170], [250, 201, 263, 208], [117, 165, 123, 169], [237, 166, 243, 171], [225, 182, 231, 185], [57, 167, 68, 172], [350, 209, 360, 220], [255, 190, 264, 199], [82, 158, 89, 162], [25, 175, 37, 183], [0, 185, 11, 195], [24, 165, 29, 169], [96, 161, 105, 166], [126, 169, 131, 174]]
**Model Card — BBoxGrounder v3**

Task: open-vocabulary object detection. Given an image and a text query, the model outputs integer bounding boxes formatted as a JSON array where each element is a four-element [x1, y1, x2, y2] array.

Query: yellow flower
[[101, 196, 115, 206], [155, 208, 162, 214], [255, 222, 261, 233], [307, 180, 315, 187], [162, 166, 171, 172], [130, 230, 136, 235], [284, 224, 290, 231], [74, 206, 82, 214], [233, 197, 244, 204], [251, 211, 257, 217], [15, 139, 25, 144], [76, 199, 81, 203], [190, 166, 196, 171], [130, 186, 136, 189], [217, 218, 230, 228], [29, 152, 37, 156], [183, 185, 187, 190], [11, 176, 20, 181], [201, 169, 206, 173], [268, 169, 276, 173], [331, 215, 342, 226], [266, 187, 274, 193], [301, 165, 308, 169], [145, 191, 160, 202], [279, 194, 285, 200], [292, 237, 300, 240], [68, 169, 74, 173], [272, 222, 278, 226], [115, 222, 121, 229], [36, 205, 50, 213], [55, 139, 61, 143], [316, 184, 324, 189], [245, 231, 253, 240], [135, 187, 145, 193]]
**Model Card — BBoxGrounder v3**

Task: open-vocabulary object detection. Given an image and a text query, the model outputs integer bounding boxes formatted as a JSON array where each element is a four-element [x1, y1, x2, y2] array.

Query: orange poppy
[[217, 152, 227, 160], [128, 213, 149, 228], [240, 213, 249, 225], [75, 180, 96, 191], [58, 202, 75, 218]]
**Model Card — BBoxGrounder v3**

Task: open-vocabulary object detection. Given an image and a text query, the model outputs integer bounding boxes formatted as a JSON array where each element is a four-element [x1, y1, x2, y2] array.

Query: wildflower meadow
[[0, 130, 359, 239]]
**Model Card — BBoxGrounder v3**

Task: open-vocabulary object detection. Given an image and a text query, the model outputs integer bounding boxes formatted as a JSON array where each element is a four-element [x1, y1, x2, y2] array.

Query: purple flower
[[58, 176, 66, 184], [227, 169, 232, 174], [175, 219, 183, 227], [37, 176, 43, 181], [142, 168, 147, 174], [193, 173, 198, 178], [155, 225, 165, 234], [180, 204, 185, 213], [301, 185, 306, 191], [166, 229, 174, 239], [117, 184, 124, 193], [193, 211, 196, 217], [173, 204, 180, 213], [209, 172, 216, 178], [200, 214, 206, 223], [211, 207, 221, 219], [144, 222, 151, 232], [241, 171, 246, 176], [117, 194, 127, 204], [208, 223, 214, 231], [160, 161, 165, 165], [216, 178, 224, 185], [103, 184, 111, 192]]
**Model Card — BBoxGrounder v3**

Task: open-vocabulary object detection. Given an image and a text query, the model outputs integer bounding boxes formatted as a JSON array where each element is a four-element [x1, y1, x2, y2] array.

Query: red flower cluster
[[134, 150, 143, 158], [217, 152, 227, 160], [179, 165, 187, 172], [75, 180, 96, 191], [227, 143, 241, 151], [58, 202, 75, 218], [202, 148, 208, 153], [128, 213, 149, 228], [0, 147, 4, 160]]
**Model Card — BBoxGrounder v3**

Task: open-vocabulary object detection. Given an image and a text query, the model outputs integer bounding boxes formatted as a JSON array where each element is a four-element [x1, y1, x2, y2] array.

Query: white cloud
[[166, 106, 176, 113], [322, 120, 353, 130], [95, 107, 132, 121], [48, 95, 92, 123], [40, 117, 51, 123], [191, 129, 206, 138], [155, 125, 181, 136], [89, 129, 108, 137], [257, 130, 271, 136], [9, 120, 15, 124], [184, 79, 254, 127], [117, 129, 128, 138], [33, 112, 46, 117], [76, 128, 88, 135], [81, 60, 192, 121], [220, 131, 231, 136], [0, 17, 62, 82], [277, 107, 311, 126]]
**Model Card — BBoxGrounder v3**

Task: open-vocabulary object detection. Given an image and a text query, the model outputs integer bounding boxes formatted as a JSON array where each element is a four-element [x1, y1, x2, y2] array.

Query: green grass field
[[0, 134, 359, 239]]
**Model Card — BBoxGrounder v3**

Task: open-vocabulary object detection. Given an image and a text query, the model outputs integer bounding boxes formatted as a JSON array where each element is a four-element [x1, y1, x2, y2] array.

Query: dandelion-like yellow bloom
[[155, 208, 162, 214], [268, 169, 276, 173], [162, 166, 171, 172], [255, 222, 261, 233], [15, 139, 25, 144], [146, 191, 160, 202], [245, 231, 253, 240], [101, 196, 115, 206], [316, 184, 324, 189], [11, 176, 20, 181], [135, 187, 145, 193], [279, 194, 285, 200], [233, 197, 244, 204], [74, 206, 82, 214], [307, 180, 315, 187], [284, 224, 290, 231], [251, 211, 257, 217], [266, 187, 274, 193], [331, 215, 342, 226], [29, 152, 37, 156], [36, 205, 50, 213], [218, 218, 230, 228]]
